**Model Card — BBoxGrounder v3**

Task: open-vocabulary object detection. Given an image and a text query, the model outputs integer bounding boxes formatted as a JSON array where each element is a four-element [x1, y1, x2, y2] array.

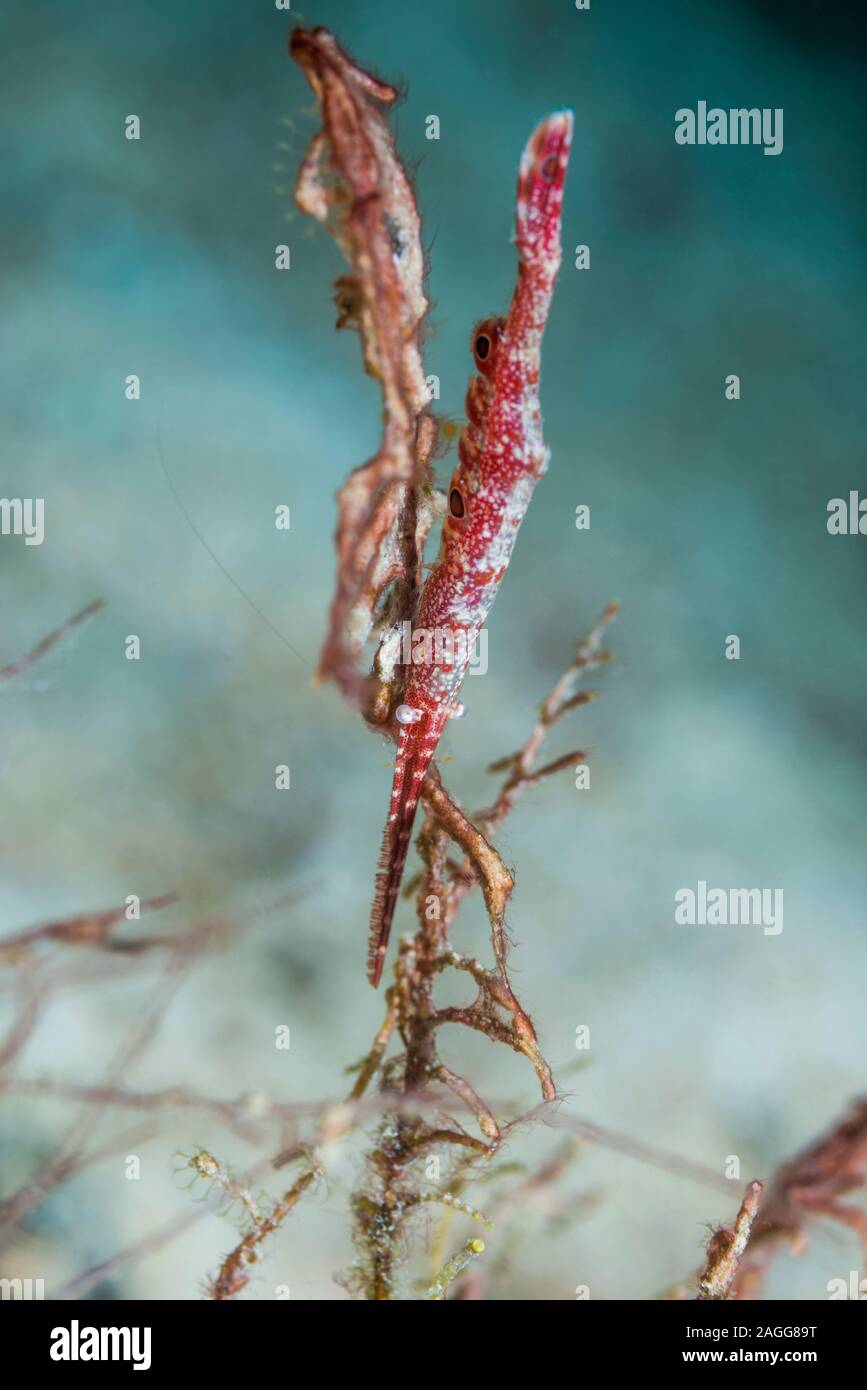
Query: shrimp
[[367, 110, 573, 986]]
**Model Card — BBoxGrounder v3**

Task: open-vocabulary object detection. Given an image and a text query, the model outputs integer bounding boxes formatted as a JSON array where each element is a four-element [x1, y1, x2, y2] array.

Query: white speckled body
[[368, 111, 573, 986]]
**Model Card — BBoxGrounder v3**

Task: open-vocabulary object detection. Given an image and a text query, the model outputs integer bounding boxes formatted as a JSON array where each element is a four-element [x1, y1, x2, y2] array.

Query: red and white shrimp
[[367, 110, 574, 986]]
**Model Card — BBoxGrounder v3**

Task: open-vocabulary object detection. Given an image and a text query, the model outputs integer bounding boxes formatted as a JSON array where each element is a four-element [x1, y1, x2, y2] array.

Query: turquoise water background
[[1, 0, 865, 1298]]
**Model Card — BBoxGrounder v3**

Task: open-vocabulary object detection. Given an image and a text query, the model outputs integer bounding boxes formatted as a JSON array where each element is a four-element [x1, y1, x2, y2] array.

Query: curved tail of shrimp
[[367, 715, 441, 987]]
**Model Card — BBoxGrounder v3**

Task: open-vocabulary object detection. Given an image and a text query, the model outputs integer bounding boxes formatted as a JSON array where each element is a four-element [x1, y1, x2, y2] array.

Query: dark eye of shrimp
[[449, 487, 465, 519], [471, 316, 503, 375], [540, 154, 558, 182]]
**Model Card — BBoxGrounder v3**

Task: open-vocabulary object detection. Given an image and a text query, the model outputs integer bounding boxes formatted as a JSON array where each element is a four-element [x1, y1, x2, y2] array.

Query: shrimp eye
[[449, 487, 465, 519], [471, 317, 504, 374], [540, 154, 558, 182]]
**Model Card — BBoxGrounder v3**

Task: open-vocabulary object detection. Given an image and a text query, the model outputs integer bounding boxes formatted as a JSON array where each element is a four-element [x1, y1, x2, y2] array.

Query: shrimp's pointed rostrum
[[367, 110, 573, 987]]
